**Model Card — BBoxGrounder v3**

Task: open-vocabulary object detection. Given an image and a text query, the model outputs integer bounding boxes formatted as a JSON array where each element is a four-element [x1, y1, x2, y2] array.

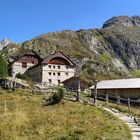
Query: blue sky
[[0, 0, 140, 43]]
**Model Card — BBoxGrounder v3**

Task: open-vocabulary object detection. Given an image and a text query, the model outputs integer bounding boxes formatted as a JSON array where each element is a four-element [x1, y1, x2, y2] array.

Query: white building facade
[[42, 64, 75, 85], [26, 51, 76, 86]]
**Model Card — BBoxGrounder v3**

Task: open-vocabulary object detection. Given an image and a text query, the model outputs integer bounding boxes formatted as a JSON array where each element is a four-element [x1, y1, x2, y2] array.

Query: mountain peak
[[102, 16, 140, 28]]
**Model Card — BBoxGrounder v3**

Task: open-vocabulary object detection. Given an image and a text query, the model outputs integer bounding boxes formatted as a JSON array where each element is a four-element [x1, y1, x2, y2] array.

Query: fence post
[[4, 100, 7, 112], [93, 80, 98, 105], [105, 93, 109, 102], [117, 95, 120, 104], [76, 78, 80, 101], [128, 97, 130, 109]]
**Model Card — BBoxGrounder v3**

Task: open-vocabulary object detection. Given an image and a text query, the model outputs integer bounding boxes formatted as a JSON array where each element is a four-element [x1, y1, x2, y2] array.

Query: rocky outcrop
[[0, 39, 14, 50], [103, 16, 140, 28]]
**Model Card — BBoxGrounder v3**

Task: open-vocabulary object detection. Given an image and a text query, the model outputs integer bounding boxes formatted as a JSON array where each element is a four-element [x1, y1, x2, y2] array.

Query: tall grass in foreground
[[0, 89, 131, 140]]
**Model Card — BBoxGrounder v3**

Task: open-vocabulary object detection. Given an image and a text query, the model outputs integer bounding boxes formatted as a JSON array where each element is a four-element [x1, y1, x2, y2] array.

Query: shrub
[[44, 87, 65, 106], [0, 54, 8, 78], [16, 73, 31, 81], [52, 87, 64, 104]]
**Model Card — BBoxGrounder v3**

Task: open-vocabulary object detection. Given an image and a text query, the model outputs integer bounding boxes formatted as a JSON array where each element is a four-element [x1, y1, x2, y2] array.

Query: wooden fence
[[64, 88, 140, 108], [97, 93, 140, 108]]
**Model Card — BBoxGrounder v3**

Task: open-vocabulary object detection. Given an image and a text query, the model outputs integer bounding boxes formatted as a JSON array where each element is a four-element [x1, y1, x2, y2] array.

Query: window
[[53, 73, 55, 76], [49, 72, 51, 76], [48, 65, 51, 68], [58, 66, 60, 69], [49, 79, 52, 83], [65, 73, 68, 76], [53, 65, 55, 69], [58, 80, 61, 85], [22, 62, 27, 68], [58, 72, 60, 76]]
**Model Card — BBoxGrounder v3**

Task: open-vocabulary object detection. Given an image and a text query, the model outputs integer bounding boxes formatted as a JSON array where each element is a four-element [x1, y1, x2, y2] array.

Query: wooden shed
[[90, 78, 140, 99], [61, 76, 88, 92]]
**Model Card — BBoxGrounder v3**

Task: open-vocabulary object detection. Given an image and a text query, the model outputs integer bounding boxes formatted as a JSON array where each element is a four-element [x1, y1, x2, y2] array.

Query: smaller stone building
[[90, 78, 140, 99], [8, 50, 41, 78]]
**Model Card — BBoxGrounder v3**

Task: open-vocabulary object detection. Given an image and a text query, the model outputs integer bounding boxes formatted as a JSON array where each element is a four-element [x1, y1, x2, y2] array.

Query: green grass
[[0, 89, 131, 140], [98, 53, 111, 64], [131, 69, 140, 77]]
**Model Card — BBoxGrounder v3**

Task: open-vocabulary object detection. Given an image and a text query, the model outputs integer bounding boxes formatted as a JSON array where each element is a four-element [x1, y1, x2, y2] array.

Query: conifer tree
[[0, 54, 8, 78]]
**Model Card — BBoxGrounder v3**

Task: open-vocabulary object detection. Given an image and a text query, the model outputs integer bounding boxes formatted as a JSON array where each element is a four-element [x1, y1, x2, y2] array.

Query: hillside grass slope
[[0, 89, 131, 140]]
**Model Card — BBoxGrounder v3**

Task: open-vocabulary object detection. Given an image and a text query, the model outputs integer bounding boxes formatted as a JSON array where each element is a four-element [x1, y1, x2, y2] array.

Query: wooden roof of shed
[[61, 76, 88, 85], [90, 78, 140, 89]]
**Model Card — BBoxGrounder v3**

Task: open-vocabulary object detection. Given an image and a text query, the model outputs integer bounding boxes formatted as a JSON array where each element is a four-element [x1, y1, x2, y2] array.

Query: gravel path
[[103, 107, 140, 140]]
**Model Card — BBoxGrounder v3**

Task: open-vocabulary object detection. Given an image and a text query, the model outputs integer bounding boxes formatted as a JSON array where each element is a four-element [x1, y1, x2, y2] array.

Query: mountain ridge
[[1, 16, 140, 81]]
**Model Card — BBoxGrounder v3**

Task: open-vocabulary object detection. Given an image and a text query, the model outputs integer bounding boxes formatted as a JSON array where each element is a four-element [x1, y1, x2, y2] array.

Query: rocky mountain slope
[[0, 39, 14, 50], [2, 16, 140, 82]]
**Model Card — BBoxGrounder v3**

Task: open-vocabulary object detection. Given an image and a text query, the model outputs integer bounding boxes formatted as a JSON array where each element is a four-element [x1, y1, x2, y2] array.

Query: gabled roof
[[9, 50, 41, 64], [42, 51, 75, 66], [90, 78, 140, 89], [61, 76, 88, 85]]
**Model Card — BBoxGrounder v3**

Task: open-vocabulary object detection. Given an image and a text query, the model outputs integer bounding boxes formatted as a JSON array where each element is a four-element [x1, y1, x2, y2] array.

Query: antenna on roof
[[55, 45, 59, 52]]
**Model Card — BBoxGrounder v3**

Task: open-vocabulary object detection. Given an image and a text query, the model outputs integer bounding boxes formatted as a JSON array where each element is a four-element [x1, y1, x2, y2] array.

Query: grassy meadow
[[0, 89, 131, 140]]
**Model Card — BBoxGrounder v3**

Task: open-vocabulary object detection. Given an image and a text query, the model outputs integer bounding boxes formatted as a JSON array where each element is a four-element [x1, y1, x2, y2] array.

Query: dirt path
[[103, 107, 140, 140]]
